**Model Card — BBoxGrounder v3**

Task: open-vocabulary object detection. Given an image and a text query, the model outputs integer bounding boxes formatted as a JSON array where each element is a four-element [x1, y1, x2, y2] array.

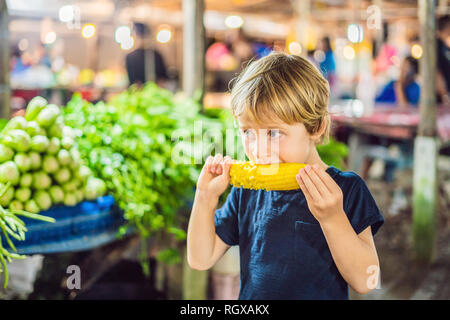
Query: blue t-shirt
[[375, 80, 420, 105], [214, 165, 384, 300], [320, 51, 336, 78]]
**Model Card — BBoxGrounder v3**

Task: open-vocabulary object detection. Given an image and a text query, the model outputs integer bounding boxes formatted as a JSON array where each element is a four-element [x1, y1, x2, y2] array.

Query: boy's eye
[[268, 129, 281, 138], [242, 129, 255, 138]]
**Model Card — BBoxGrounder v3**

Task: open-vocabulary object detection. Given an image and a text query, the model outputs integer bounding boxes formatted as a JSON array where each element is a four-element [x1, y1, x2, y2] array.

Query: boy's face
[[237, 114, 315, 164]]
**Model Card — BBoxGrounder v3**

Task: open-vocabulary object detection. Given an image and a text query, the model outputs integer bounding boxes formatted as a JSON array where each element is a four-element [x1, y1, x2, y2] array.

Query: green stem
[[9, 210, 55, 223], [2, 226, 24, 241], [0, 221, 17, 252], [4, 212, 26, 227], [0, 182, 11, 199], [0, 219, 24, 241], [0, 248, 24, 260], [0, 245, 9, 289], [4, 216, 27, 233]]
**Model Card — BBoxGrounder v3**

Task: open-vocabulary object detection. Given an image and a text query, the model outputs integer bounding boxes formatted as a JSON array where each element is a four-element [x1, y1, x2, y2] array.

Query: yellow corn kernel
[[229, 161, 306, 191]]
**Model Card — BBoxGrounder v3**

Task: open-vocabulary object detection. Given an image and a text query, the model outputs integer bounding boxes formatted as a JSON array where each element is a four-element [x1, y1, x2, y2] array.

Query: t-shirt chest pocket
[[294, 221, 333, 269]]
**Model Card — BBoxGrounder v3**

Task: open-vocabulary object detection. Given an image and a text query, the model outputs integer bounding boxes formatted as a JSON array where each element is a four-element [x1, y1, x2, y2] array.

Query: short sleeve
[[344, 177, 385, 236], [214, 187, 240, 246]]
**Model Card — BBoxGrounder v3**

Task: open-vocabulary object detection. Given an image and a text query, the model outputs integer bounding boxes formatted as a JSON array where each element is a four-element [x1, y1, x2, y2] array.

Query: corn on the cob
[[229, 161, 306, 191]]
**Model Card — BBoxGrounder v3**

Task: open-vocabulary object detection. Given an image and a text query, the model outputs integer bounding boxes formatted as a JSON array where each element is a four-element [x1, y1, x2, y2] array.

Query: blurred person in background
[[10, 45, 27, 73], [205, 29, 254, 92], [437, 15, 450, 104], [375, 56, 420, 108], [306, 49, 319, 69], [37, 43, 51, 69], [230, 28, 254, 68], [126, 22, 168, 88], [318, 36, 336, 89], [360, 55, 420, 214], [11, 97, 26, 117]]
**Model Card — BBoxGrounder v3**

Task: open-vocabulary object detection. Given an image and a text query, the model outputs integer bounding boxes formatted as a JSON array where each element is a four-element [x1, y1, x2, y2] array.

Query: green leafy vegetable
[[25, 96, 48, 121], [0, 161, 20, 186]]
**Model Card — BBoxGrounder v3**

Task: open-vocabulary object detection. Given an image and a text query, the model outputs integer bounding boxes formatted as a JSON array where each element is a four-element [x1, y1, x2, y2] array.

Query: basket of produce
[[0, 96, 110, 284]]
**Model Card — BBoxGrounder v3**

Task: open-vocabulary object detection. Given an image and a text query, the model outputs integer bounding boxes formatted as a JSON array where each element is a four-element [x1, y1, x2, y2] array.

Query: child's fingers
[[198, 156, 214, 184], [305, 166, 330, 196], [222, 156, 233, 177], [202, 156, 213, 176], [208, 154, 217, 174], [211, 154, 223, 175], [215, 154, 224, 174], [298, 168, 321, 202], [205, 155, 213, 171], [312, 165, 340, 194], [296, 174, 312, 202]]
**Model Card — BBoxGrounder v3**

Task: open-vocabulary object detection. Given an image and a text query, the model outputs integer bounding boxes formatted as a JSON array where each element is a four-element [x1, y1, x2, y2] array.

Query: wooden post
[[182, 0, 205, 106], [182, 0, 209, 300], [373, 0, 384, 57], [0, 0, 10, 119], [413, 0, 437, 264]]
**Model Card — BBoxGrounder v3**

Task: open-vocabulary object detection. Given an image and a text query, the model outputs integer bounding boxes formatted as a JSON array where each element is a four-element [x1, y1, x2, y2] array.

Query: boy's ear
[[310, 118, 327, 143]]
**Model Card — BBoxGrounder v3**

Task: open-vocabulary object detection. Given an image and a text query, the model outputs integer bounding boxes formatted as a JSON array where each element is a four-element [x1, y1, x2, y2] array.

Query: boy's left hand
[[296, 164, 345, 224]]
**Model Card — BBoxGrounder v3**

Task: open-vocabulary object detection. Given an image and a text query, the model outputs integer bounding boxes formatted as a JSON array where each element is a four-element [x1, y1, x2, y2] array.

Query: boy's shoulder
[[327, 165, 365, 192], [328, 166, 378, 205], [329, 165, 384, 235]]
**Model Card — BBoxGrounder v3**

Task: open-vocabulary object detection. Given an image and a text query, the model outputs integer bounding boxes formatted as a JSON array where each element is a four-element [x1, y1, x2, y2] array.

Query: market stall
[[0, 0, 449, 303]]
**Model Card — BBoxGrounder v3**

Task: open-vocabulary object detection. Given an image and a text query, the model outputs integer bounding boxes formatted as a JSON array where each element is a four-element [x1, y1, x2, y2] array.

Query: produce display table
[[331, 103, 450, 142], [6, 195, 127, 255], [330, 102, 450, 172]]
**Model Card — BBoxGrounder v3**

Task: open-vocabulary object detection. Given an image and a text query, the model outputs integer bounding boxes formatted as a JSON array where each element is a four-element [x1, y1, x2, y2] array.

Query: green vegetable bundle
[[0, 96, 109, 287], [63, 84, 230, 273], [0, 96, 106, 213]]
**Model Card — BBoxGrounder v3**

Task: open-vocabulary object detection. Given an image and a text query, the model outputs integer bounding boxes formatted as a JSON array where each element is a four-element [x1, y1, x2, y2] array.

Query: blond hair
[[230, 52, 331, 145]]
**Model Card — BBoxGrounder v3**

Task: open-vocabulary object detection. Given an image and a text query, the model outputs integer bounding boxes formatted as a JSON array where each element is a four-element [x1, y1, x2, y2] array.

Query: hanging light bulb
[[120, 36, 135, 50], [156, 26, 172, 44], [59, 5, 75, 23], [288, 42, 302, 55], [411, 44, 423, 59], [43, 31, 57, 44], [347, 24, 364, 43], [343, 45, 355, 60], [82, 24, 96, 39], [225, 15, 244, 29], [115, 26, 131, 44]]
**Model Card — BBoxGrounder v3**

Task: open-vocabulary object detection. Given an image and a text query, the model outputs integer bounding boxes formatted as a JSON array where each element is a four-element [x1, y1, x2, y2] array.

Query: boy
[[187, 52, 384, 299]]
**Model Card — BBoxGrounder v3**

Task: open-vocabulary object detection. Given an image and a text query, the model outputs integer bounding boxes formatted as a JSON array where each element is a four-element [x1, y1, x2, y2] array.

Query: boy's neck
[[305, 145, 329, 171]]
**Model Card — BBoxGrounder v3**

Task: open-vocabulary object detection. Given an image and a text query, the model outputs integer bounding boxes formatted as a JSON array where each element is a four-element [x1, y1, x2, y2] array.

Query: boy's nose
[[254, 136, 269, 156], [253, 139, 278, 164]]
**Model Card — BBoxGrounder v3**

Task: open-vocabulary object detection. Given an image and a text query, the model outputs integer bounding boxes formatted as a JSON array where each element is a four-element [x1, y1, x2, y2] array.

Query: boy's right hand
[[196, 154, 233, 199]]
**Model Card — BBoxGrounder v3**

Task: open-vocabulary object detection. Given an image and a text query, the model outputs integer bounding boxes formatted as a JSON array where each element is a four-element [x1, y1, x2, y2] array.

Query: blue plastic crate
[[1, 195, 127, 255]]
